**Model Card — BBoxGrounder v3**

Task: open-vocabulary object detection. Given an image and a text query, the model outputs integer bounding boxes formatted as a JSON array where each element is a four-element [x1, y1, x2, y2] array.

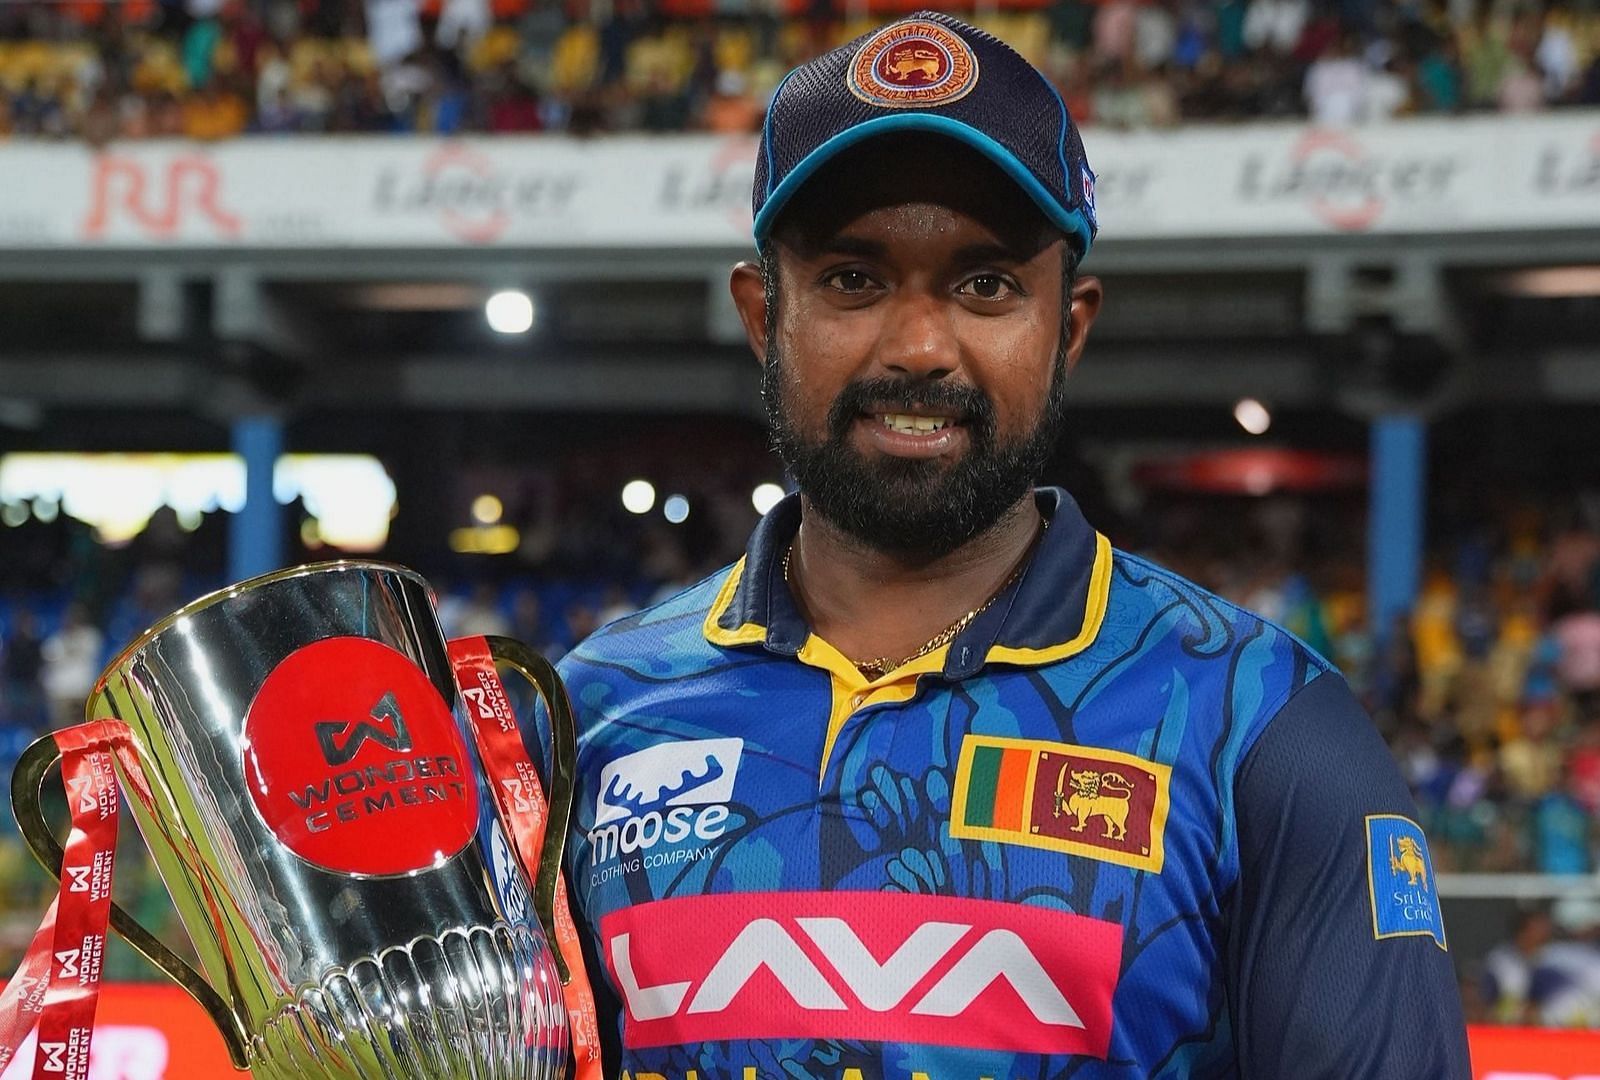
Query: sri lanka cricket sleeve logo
[[952, 735, 1171, 872], [1366, 814, 1446, 949]]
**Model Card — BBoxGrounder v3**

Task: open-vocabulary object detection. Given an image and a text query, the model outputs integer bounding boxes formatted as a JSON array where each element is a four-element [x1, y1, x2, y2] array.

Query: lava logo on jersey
[[602, 891, 1122, 1058], [951, 735, 1171, 872], [1366, 814, 1446, 950]]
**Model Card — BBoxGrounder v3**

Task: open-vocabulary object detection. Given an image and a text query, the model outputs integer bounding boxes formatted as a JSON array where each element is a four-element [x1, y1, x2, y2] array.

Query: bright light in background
[[663, 495, 690, 524], [275, 456, 397, 551], [448, 525, 520, 555], [621, 479, 656, 515], [471, 494, 503, 524], [1498, 265, 1600, 297], [751, 483, 785, 515], [0, 453, 397, 549], [485, 290, 535, 334], [1233, 398, 1272, 436]]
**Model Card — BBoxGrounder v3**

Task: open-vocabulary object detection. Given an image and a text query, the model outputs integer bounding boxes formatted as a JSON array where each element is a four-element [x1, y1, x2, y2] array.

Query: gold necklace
[[782, 523, 1043, 680]]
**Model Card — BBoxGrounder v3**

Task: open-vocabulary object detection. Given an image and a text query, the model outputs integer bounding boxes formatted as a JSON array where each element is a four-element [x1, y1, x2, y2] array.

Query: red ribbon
[[450, 636, 603, 1080], [0, 720, 126, 1079]]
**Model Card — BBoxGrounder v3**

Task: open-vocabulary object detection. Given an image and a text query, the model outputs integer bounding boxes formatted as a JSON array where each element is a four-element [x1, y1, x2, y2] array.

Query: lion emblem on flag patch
[[1056, 767, 1134, 840]]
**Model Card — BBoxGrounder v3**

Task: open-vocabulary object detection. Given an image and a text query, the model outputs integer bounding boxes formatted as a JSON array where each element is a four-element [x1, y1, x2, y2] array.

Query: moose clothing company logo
[[846, 20, 979, 109], [602, 891, 1122, 1057], [951, 736, 1171, 872], [242, 636, 479, 876], [1366, 814, 1446, 949], [587, 738, 742, 883]]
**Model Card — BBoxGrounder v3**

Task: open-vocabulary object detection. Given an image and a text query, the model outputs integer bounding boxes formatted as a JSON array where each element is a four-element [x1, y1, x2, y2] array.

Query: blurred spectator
[[181, 75, 248, 138], [507, 586, 553, 657], [1534, 769, 1592, 874], [1244, 0, 1310, 55], [701, 70, 760, 133], [562, 600, 599, 655], [437, 0, 492, 51], [1416, 40, 1464, 111], [1554, 607, 1600, 716], [485, 65, 542, 131], [1, 612, 45, 732], [1483, 907, 1554, 1024], [445, 581, 512, 638], [596, 584, 636, 626], [1533, 898, 1600, 1026], [1094, 0, 1140, 65], [1304, 32, 1369, 123], [40, 603, 102, 730], [3, 0, 1599, 140]]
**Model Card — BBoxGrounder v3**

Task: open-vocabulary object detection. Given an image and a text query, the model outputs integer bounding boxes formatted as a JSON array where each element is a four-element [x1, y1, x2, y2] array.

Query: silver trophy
[[11, 562, 576, 1078]]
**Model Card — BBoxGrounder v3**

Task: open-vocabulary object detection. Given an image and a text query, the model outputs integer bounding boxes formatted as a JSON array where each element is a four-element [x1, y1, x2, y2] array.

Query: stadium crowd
[[0, 0, 1598, 142]]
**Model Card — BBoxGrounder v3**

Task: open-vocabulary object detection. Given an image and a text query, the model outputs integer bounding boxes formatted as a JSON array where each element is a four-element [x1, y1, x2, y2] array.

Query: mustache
[[824, 377, 997, 443]]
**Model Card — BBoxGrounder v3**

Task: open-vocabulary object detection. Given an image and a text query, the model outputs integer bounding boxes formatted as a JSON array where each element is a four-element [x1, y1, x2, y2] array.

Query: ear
[[729, 260, 770, 366], [1063, 275, 1104, 374]]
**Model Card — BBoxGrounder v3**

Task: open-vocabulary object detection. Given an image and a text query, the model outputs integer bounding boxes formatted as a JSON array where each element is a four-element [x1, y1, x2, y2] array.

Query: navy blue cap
[[753, 11, 1097, 259]]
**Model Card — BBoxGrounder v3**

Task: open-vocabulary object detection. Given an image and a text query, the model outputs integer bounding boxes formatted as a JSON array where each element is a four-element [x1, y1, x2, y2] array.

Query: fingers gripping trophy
[[0, 562, 601, 1080]]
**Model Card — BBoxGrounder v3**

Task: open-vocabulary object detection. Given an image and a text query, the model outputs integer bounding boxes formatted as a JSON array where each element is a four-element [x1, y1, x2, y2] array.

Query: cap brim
[[753, 112, 1094, 258]]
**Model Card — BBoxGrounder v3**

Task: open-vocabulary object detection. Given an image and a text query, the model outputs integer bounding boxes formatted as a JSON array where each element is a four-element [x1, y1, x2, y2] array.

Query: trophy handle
[[481, 635, 578, 985], [10, 733, 253, 1070]]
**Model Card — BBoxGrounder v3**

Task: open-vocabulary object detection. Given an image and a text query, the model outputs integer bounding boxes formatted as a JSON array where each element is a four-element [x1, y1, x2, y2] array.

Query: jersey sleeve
[[1225, 670, 1471, 1079]]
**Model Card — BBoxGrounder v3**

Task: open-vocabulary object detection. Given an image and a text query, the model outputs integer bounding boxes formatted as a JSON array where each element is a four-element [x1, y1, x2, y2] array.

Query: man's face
[[741, 136, 1100, 558]]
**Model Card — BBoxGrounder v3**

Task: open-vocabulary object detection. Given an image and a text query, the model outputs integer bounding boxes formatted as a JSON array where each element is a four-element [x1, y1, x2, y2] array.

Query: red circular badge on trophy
[[847, 20, 979, 108], [242, 636, 479, 876]]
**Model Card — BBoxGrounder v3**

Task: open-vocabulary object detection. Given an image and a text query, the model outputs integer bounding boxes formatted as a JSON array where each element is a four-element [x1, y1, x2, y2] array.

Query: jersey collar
[[702, 486, 1112, 677]]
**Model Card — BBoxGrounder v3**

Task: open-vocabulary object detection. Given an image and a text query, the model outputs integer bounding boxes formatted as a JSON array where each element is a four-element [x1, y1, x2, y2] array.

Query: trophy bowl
[[10, 561, 575, 1079]]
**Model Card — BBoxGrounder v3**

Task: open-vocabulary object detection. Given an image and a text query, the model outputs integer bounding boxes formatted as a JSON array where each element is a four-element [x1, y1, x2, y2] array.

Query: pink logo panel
[[600, 891, 1122, 1058]]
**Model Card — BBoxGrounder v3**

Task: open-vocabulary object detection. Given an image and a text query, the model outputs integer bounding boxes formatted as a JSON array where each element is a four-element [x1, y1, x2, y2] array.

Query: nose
[[875, 289, 959, 381]]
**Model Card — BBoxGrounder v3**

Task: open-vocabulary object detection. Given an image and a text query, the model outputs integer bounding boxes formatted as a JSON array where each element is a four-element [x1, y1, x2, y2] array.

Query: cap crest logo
[[848, 20, 979, 109]]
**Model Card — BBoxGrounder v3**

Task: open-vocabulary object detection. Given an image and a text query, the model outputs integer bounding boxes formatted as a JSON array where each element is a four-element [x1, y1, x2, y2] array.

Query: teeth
[[879, 413, 949, 434]]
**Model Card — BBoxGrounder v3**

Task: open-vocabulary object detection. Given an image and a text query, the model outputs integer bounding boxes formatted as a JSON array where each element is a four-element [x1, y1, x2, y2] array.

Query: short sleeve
[[1226, 671, 1471, 1079]]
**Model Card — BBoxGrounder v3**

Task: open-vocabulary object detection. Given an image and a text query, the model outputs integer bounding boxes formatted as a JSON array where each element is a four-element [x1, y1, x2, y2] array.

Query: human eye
[[820, 268, 881, 294], [956, 273, 1021, 301]]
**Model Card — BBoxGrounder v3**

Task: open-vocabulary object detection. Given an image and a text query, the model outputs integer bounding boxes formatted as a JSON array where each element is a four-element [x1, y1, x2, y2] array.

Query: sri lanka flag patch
[[951, 735, 1170, 873]]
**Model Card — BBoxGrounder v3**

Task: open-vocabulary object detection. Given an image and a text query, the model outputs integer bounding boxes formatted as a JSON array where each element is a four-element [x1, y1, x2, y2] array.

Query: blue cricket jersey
[[546, 488, 1470, 1079]]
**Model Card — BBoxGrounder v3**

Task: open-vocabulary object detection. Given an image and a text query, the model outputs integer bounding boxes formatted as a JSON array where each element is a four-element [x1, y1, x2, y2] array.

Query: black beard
[[763, 348, 1070, 559]]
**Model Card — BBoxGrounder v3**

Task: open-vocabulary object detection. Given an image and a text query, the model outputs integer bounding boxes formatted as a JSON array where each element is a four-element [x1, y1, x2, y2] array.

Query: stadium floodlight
[[471, 494, 503, 525], [663, 495, 690, 524], [1233, 398, 1271, 436], [485, 290, 536, 334], [751, 483, 785, 515], [621, 480, 656, 515]]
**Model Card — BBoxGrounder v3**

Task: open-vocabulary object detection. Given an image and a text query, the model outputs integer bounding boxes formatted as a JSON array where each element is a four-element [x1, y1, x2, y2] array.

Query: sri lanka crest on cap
[[847, 19, 979, 109]]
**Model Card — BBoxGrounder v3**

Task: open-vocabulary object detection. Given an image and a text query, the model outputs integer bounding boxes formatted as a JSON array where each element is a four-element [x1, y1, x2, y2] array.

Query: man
[[553, 12, 1470, 1077]]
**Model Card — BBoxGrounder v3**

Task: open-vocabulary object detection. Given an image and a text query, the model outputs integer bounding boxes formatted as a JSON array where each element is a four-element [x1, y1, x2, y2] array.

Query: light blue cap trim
[[752, 112, 1094, 258]]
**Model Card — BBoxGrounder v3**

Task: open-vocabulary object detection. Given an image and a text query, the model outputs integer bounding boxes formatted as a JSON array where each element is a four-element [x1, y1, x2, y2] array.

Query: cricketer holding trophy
[[1, 561, 599, 1079], [546, 11, 1468, 1080]]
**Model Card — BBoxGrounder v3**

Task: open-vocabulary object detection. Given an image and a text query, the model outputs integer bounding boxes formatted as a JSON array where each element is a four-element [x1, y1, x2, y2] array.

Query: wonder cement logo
[[588, 738, 742, 878]]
